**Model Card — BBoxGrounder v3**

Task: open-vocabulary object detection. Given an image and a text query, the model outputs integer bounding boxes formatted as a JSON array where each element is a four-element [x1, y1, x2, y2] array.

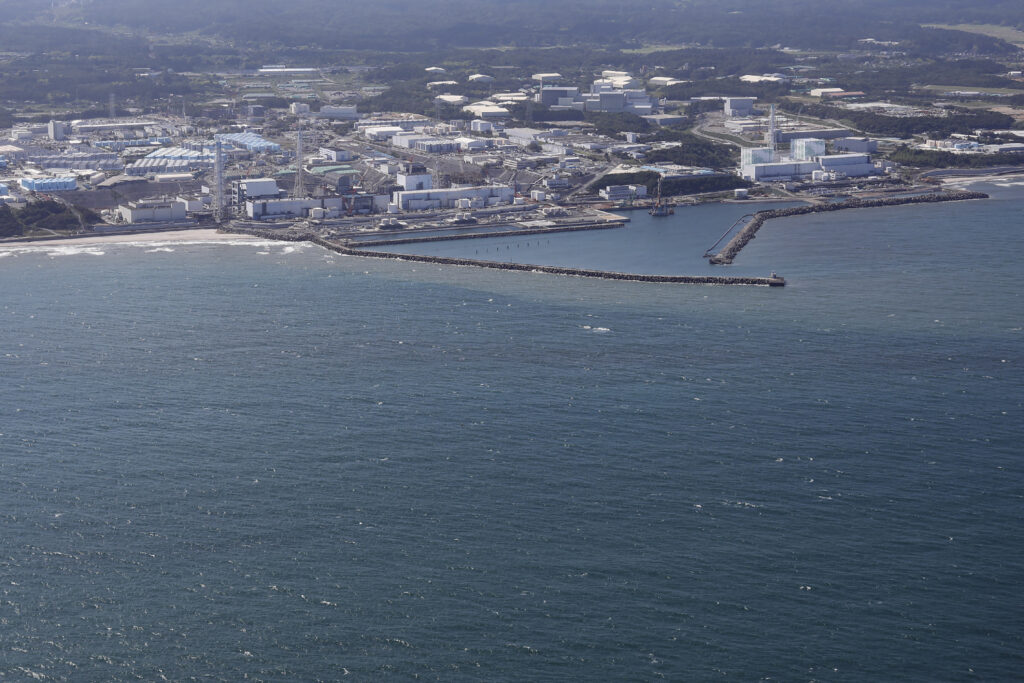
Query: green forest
[[7, 0, 1020, 53], [779, 101, 1016, 138], [886, 147, 1024, 169]]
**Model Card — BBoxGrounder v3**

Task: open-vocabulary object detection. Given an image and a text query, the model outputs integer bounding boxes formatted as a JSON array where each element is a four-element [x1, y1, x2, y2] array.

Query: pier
[[707, 190, 989, 265]]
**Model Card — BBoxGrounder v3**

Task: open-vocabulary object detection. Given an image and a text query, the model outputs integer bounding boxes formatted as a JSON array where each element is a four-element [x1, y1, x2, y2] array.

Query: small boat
[[649, 177, 674, 216]]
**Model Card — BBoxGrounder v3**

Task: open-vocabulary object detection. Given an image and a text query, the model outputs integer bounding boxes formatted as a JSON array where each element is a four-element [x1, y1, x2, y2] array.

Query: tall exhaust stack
[[213, 140, 224, 224], [294, 128, 305, 198]]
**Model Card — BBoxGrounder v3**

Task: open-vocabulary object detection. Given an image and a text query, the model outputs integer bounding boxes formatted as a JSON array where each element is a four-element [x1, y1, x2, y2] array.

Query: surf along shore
[[2, 188, 990, 287]]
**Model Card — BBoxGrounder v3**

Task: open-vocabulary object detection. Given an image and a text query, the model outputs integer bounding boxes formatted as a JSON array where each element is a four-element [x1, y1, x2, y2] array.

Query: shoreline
[[933, 170, 1024, 188], [0, 228, 263, 248]]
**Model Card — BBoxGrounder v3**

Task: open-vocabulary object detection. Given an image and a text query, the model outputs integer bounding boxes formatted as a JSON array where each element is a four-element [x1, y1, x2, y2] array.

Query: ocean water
[[0, 184, 1021, 680], [371, 199, 805, 277]]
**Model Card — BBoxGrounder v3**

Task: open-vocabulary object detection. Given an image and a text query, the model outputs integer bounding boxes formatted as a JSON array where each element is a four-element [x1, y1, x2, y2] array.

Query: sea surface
[[1, 183, 1022, 680]]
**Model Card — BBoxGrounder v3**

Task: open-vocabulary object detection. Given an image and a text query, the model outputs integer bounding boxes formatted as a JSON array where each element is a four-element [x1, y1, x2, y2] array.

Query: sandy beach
[[0, 228, 269, 248]]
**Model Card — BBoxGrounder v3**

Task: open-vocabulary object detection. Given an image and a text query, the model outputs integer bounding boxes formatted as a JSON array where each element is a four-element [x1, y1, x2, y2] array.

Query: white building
[[453, 137, 491, 152], [363, 126, 405, 142], [392, 185, 514, 211], [317, 105, 358, 120], [396, 169, 433, 191], [319, 147, 353, 162], [390, 132, 432, 149], [246, 194, 388, 219], [791, 138, 826, 161], [468, 74, 495, 84], [599, 184, 647, 201], [462, 102, 510, 119], [48, 120, 68, 141], [289, 102, 311, 115], [724, 97, 756, 117], [532, 72, 562, 83], [816, 153, 876, 177], [117, 198, 188, 223], [233, 178, 281, 207], [647, 76, 686, 87], [435, 94, 468, 106], [741, 147, 776, 166], [504, 127, 548, 147], [413, 139, 457, 154], [741, 161, 820, 182]]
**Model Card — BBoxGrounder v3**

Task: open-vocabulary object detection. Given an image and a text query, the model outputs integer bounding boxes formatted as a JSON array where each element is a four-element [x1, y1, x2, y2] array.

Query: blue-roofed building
[[20, 177, 77, 192], [214, 132, 281, 153]]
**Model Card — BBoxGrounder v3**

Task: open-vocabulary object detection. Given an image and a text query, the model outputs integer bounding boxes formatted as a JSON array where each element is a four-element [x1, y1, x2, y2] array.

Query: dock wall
[[350, 220, 625, 248]]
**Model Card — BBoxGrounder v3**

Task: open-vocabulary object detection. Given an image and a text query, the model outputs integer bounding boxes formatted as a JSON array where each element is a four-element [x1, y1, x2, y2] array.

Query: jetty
[[219, 225, 786, 287], [707, 190, 988, 265]]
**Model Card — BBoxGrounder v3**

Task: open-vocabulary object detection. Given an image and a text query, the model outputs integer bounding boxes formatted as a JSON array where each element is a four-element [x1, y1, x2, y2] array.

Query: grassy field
[[923, 23, 1024, 48]]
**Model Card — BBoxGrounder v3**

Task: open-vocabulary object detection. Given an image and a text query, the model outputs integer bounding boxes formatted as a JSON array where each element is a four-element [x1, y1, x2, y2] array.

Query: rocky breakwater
[[708, 190, 989, 265], [217, 224, 785, 286]]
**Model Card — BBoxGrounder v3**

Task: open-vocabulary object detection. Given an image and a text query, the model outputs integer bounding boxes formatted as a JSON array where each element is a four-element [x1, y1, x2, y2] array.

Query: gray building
[[833, 137, 879, 153], [724, 97, 756, 117], [48, 120, 68, 141]]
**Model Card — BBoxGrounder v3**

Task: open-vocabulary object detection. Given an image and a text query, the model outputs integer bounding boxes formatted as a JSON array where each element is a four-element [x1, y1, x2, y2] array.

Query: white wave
[[0, 245, 97, 257], [118, 239, 281, 249], [0, 238, 284, 257], [46, 246, 105, 257]]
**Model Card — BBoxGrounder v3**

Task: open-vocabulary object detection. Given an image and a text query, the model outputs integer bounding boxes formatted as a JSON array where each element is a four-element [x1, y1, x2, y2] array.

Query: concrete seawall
[[351, 220, 625, 248], [218, 225, 786, 286], [708, 190, 988, 265]]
